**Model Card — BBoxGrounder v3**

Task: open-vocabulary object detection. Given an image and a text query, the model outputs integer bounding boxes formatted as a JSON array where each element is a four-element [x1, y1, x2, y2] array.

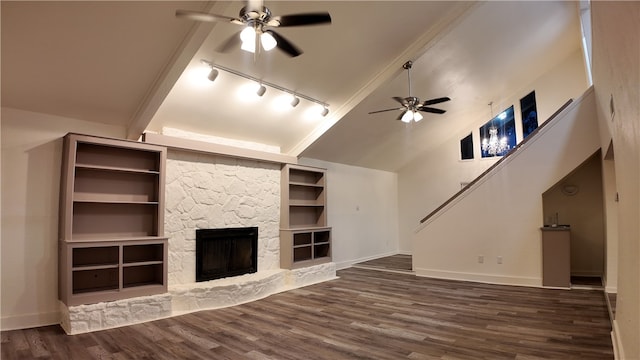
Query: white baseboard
[[414, 267, 540, 287], [612, 319, 625, 360], [1, 311, 60, 331]]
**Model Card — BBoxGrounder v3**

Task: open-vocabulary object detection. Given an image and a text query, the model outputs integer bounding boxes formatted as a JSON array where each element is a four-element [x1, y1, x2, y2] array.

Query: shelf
[[293, 232, 312, 246], [314, 243, 331, 258], [72, 287, 120, 295], [289, 202, 324, 207], [76, 142, 160, 172], [293, 247, 313, 262], [72, 246, 118, 267], [289, 207, 325, 228], [71, 264, 119, 271], [74, 167, 159, 203], [72, 268, 119, 294], [123, 243, 164, 263], [123, 264, 163, 288], [73, 200, 159, 206], [122, 260, 163, 267], [75, 164, 160, 175], [69, 235, 167, 243], [72, 202, 159, 240], [289, 168, 324, 186], [289, 181, 324, 188]]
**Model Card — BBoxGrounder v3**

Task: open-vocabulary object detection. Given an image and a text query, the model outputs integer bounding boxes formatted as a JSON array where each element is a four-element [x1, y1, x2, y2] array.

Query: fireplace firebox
[[195, 227, 258, 282]]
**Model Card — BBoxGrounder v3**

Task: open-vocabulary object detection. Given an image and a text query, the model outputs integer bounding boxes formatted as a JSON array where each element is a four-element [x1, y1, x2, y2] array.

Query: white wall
[[299, 158, 399, 269], [412, 89, 601, 286], [398, 49, 589, 253], [1, 107, 125, 330], [590, 2, 640, 358]]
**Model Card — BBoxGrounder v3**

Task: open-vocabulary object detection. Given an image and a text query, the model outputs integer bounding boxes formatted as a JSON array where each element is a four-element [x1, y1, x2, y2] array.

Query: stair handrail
[[419, 98, 574, 225]]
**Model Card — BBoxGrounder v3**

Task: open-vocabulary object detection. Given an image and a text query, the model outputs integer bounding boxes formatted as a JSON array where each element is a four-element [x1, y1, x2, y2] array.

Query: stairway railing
[[419, 98, 574, 225]]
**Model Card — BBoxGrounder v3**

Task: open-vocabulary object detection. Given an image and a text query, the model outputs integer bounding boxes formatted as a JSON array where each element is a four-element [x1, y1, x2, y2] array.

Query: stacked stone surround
[[60, 149, 337, 335], [164, 151, 282, 284]]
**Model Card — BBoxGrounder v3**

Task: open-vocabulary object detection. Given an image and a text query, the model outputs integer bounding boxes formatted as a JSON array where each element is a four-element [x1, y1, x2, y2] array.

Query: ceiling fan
[[176, 1, 331, 58], [369, 61, 450, 123]]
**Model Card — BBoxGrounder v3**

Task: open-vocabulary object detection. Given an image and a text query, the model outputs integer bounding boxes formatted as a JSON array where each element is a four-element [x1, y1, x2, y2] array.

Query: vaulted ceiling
[[1, 1, 583, 171]]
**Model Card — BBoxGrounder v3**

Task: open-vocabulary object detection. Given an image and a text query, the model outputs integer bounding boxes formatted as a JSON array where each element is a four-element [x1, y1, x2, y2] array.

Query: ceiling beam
[[126, 1, 231, 140]]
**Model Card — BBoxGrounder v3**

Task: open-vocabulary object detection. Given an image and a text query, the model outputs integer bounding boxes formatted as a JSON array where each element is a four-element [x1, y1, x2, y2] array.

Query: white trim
[[611, 319, 624, 360], [0, 311, 60, 331], [414, 267, 541, 288]]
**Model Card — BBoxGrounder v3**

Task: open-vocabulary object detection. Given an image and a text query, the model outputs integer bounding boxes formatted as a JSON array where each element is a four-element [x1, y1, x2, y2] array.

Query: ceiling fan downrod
[[403, 61, 413, 98]]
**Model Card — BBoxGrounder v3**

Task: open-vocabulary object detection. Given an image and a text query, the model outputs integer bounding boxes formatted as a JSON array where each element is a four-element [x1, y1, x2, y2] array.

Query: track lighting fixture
[[200, 59, 329, 116]]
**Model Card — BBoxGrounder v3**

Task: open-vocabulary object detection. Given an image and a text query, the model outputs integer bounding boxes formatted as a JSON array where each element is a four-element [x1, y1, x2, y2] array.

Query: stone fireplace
[[164, 151, 281, 285], [60, 147, 336, 335]]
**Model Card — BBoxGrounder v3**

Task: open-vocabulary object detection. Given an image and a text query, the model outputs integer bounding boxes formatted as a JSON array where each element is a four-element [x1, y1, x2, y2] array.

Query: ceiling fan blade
[[175, 9, 239, 23], [274, 12, 332, 27], [397, 110, 409, 121], [368, 107, 404, 115], [392, 96, 409, 106], [216, 31, 242, 53], [421, 97, 451, 106], [266, 30, 303, 57], [418, 106, 446, 114]]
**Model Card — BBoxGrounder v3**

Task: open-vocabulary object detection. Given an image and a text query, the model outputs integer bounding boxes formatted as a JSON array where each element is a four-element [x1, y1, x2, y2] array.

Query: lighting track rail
[[201, 59, 329, 116]]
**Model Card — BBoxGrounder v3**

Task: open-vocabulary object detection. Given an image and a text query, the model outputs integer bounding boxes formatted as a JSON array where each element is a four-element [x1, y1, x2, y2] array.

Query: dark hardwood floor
[[354, 254, 413, 273], [2, 267, 613, 359]]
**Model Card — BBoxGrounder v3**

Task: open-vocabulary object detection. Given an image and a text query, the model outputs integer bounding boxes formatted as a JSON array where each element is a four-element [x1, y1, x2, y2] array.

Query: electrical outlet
[[497, 256, 503, 264], [478, 255, 484, 264]]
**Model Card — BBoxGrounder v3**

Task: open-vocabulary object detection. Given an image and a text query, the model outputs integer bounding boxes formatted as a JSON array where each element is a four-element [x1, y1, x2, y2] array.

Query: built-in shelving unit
[[280, 164, 331, 269], [59, 133, 168, 306]]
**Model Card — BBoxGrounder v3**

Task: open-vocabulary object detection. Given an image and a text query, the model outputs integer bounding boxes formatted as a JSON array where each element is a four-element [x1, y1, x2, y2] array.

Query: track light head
[[257, 84, 266, 97], [208, 68, 219, 82], [321, 107, 329, 117], [290, 95, 300, 107]]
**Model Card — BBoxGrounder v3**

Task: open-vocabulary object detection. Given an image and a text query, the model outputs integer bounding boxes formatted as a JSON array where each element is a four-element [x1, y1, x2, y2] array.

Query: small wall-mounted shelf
[[280, 164, 331, 269]]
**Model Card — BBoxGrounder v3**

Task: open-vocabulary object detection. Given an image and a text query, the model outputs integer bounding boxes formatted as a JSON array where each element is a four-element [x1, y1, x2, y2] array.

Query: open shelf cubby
[[59, 133, 168, 306]]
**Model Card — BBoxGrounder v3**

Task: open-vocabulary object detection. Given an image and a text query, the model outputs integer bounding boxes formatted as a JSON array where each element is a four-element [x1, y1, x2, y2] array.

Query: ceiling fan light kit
[[200, 59, 329, 117], [369, 60, 450, 123]]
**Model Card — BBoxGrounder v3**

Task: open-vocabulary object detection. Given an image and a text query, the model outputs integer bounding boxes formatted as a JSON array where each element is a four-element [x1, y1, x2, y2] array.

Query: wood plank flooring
[[2, 267, 613, 359], [354, 254, 413, 273]]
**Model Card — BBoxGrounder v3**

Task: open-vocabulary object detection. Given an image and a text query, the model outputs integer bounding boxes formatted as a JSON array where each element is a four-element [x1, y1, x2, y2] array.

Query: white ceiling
[[1, 1, 582, 172]]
